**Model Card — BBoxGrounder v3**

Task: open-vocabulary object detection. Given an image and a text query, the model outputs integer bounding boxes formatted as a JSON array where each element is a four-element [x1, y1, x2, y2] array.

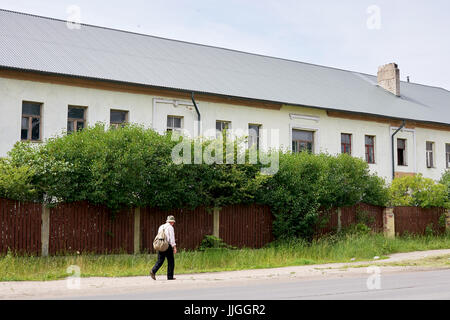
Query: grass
[[1, 233, 450, 281]]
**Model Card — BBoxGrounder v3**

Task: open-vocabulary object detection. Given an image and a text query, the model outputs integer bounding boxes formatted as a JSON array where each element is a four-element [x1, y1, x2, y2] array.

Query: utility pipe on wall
[[391, 120, 406, 180], [191, 92, 201, 137]]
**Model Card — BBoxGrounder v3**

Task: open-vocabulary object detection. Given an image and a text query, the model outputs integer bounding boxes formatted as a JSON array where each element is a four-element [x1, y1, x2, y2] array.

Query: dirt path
[[1, 249, 449, 300]]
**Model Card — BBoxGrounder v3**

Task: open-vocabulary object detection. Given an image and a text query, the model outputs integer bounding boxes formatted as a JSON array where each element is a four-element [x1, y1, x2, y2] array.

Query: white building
[[0, 10, 449, 182]]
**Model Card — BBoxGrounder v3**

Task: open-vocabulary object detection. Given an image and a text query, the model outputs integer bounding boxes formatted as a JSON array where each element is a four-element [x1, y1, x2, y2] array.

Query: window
[[341, 133, 352, 155], [216, 121, 231, 138], [365, 135, 375, 164], [397, 139, 407, 166], [446, 144, 450, 169], [167, 116, 183, 133], [68, 106, 86, 134], [292, 130, 314, 153], [426, 141, 434, 168], [248, 124, 261, 150], [110, 110, 128, 129], [21, 101, 42, 141]]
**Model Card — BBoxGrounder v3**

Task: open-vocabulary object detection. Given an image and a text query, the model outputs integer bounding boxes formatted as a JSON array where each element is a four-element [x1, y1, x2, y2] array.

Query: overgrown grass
[[1, 233, 449, 281]]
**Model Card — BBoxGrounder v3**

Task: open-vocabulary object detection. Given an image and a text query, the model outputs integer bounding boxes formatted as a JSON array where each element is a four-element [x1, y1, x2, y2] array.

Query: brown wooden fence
[[0, 197, 448, 256], [317, 203, 385, 235], [0, 199, 41, 256], [141, 206, 214, 253], [394, 207, 447, 236], [220, 204, 273, 248], [49, 202, 134, 255]]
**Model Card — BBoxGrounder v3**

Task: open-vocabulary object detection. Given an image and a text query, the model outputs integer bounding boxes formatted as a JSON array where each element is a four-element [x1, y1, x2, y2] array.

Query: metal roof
[[1, 9, 449, 125]]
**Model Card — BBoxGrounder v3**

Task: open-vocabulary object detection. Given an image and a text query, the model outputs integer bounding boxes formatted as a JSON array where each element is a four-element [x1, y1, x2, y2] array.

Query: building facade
[[0, 10, 449, 183]]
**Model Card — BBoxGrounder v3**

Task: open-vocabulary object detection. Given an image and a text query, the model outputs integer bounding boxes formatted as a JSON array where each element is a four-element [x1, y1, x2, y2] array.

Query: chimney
[[377, 63, 400, 96]]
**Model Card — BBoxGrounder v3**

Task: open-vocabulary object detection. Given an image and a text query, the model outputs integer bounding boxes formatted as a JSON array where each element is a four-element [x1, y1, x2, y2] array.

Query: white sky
[[1, 0, 449, 90]]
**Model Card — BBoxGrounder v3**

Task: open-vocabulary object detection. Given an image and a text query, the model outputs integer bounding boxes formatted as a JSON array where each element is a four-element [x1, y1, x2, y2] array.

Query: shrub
[[0, 158, 36, 201], [440, 170, 450, 201], [258, 152, 387, 240], [389, 174, 449, 208]]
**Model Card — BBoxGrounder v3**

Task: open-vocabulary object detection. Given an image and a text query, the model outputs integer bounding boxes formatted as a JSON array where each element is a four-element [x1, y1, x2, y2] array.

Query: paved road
[[73, 269, 450, 300]]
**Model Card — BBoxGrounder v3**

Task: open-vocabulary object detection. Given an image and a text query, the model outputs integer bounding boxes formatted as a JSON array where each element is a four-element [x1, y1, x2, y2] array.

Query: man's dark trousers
[[152, 245, 175, 279]]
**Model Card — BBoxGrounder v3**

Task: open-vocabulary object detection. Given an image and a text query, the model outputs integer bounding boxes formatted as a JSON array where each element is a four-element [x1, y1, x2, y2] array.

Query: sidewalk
[[1, 249, 449, 300]]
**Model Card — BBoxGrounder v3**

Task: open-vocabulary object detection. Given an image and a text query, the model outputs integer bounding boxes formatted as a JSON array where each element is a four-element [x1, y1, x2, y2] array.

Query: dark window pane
[[22, 102, 41, 116], [76, 121, 84, 131], [68, 107, 85, 120], [446, 144, 450, 153], [110, 110, 127, 123], [167, 116, 173, 128], [67, 121, 74, 133], [173, 117, 182, 128], [397, 139, 405, 149], [292, 130, 313, 142], [341, 134, 351, 145], [31, 117, 40, 140], [365, 136, 374, 146], [426, 142, 433, 151]]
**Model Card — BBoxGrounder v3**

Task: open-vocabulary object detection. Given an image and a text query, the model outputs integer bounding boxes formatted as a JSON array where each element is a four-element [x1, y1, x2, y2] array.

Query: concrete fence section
[[0, 198, 449, 256]]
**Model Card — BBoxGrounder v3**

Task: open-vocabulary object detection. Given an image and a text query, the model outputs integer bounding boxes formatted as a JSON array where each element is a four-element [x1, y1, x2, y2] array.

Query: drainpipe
[[391, 120, 406, 180], [191, 92, 201, 137]]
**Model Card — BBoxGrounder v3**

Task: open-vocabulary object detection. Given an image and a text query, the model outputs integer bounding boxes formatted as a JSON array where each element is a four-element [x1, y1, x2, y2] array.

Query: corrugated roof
[[1, 9, 449, 125]]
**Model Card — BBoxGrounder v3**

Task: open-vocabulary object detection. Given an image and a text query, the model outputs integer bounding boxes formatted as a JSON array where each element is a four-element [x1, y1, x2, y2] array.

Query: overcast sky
[[1, 0, 449, 90]]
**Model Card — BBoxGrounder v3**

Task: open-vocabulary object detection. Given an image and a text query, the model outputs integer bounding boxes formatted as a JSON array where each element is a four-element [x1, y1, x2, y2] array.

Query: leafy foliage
[[257, 152, 388, 240], [389, 174, 449, 208]]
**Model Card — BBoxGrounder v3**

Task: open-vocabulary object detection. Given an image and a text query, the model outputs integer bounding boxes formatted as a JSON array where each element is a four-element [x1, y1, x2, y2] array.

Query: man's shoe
[[150, 271, 156, 280]]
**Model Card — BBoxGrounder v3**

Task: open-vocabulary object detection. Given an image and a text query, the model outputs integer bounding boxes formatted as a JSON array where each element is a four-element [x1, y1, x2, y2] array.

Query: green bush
[[258, 152, 388, 240], [0, 158, 36, 201], [440, 170, 450, 201], [389, 174, 449, 208], [5, 125, 263, 211], [2, 125, 390, 241]]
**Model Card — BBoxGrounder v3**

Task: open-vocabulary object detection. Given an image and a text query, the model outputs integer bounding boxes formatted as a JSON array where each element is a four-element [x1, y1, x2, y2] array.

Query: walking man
[[150, 215, 177, 280]]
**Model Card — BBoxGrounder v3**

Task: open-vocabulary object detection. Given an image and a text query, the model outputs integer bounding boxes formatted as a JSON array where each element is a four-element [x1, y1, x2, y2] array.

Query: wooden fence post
[[383, 207, 395, 238], [446, 209, 450, 233], [337, 208, 342, 233], [41, 205, 50, 257], [134, 208, 141, 254], [213, 208, 220, 238]]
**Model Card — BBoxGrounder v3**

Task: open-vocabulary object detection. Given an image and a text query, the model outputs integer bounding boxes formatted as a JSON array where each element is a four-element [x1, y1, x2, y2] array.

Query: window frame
[[397, 138, 407, 166], [365, 135, 376, 164], [426, 141, 435, 168], [67, 105, 87, 134], [248, 124, 262, 150], [216, 120, 231, 138], [110, 109, 129, 129], [166, 115, 183, 133], [446, 143, 450, 169], [292, 129, 314, 154], [21, 101, 42, 142], [341, 133, 352, 155]]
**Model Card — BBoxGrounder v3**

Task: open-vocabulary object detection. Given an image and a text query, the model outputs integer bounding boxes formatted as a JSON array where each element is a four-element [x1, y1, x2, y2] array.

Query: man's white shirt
[[158, 223, 176, 247]]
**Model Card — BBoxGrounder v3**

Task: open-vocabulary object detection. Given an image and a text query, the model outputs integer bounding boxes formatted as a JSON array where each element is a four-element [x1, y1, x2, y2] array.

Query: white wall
[[1, 77, 449, 183]]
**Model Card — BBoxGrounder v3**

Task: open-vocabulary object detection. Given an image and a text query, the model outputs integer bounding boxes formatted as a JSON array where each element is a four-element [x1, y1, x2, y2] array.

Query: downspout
[[191, 92, 201, 137], [391, 120, 406, 180]]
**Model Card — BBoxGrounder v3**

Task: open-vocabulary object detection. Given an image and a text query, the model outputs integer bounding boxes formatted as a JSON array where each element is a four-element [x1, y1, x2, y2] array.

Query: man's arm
[[169, 226, 177, 253]]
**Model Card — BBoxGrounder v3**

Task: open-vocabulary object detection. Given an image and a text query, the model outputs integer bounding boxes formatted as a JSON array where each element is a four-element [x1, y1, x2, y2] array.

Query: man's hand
[[173, 246, 177, 254]]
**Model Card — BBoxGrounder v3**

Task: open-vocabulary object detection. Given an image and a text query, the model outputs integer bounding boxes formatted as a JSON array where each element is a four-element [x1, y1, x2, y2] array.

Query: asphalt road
[[72, 269, 450, 300]]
